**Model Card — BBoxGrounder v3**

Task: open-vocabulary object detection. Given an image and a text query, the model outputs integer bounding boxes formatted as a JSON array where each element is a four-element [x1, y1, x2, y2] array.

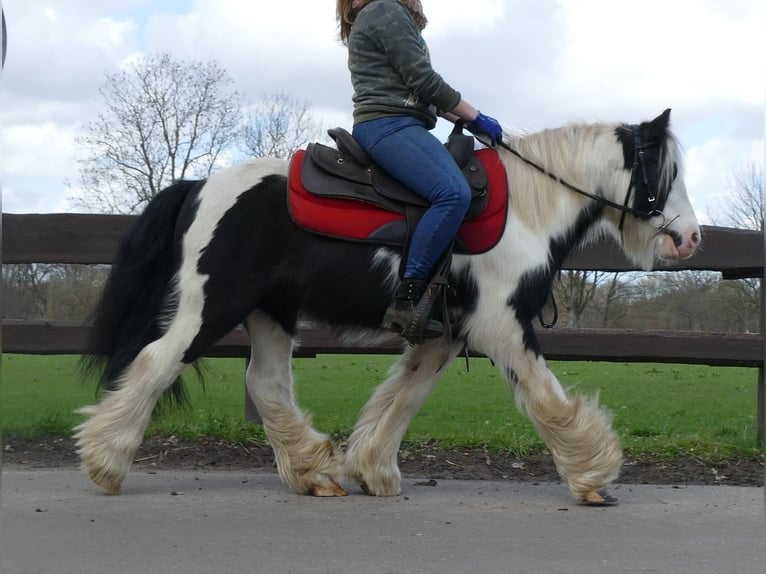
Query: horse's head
[[611, 109, 701, 270]]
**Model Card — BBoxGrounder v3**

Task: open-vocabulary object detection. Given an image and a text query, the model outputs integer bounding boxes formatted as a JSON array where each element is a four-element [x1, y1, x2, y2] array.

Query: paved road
[[1, 469, 762, 574]]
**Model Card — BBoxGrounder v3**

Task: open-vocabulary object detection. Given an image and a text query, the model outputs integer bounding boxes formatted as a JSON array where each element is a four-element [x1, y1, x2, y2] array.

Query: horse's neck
[[504, 125, 607, 236]]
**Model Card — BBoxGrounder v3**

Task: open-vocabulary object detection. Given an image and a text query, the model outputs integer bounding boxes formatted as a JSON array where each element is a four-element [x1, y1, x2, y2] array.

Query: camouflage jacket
[[347, 0, 461, 129]]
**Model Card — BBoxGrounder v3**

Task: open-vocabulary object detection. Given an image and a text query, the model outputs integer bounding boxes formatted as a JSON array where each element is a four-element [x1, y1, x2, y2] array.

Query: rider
[[336, 0, 503, 344]]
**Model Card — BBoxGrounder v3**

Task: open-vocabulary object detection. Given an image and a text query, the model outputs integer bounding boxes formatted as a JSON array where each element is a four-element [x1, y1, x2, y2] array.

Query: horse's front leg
[[514, 352, 622, 503], [474, 317, 623, 504], [345, 337, 462, 496]]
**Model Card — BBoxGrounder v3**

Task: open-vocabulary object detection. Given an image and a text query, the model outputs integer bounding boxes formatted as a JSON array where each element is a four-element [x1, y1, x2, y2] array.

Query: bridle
[[615, 125, 675, 234], [479, 125, 677, 236]]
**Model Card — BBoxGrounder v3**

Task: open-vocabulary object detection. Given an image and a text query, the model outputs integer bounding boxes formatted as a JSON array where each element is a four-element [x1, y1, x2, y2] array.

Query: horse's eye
[[672, 163, 678, 182]]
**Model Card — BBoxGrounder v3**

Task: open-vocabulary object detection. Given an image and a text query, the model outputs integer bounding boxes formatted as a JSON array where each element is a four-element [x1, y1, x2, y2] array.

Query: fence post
[[759, 280, 764, 443], [758, 367, 764, 444]]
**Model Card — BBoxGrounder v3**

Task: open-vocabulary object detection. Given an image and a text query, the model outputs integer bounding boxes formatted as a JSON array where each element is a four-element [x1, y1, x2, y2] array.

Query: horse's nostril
[[670, 230, 683, 247], [691, 232, 700, 245]]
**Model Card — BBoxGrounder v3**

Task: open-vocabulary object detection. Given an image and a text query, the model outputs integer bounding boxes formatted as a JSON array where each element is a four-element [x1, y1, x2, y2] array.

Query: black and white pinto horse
[[74, 109, 700, 504]]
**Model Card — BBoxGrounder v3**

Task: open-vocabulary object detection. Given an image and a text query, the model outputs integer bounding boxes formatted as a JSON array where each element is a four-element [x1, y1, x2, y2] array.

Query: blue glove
[[466, 112, 503, 146]]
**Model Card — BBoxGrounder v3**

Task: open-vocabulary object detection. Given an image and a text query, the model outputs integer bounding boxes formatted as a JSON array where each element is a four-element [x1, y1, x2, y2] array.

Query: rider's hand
[[466, 112, 503, 146]]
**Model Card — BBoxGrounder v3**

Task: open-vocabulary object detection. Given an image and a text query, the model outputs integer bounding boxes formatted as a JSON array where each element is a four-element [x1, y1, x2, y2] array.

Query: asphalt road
[[1, 469, 762, 574]]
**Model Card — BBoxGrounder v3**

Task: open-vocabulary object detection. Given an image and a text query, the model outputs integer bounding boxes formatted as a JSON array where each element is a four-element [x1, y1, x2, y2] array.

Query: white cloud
[[421, 0, 509, 36], [76, 16, 137, 56], [556, 0, 763, 104]]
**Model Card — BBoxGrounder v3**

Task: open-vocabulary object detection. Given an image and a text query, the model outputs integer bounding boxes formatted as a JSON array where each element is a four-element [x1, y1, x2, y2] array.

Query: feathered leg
[[346, 337, 461, 496], [245, 312, 347, 496]]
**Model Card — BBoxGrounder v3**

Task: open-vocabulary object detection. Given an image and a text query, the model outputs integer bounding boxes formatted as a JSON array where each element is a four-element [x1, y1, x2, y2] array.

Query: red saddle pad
[[287, 148, 508, 255]]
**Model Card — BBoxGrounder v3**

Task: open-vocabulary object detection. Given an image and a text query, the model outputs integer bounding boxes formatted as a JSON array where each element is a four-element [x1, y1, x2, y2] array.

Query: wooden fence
[[2, 213, 764, 439]]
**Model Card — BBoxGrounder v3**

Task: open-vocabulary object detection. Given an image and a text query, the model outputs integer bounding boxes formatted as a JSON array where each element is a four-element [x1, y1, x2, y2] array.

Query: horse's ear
[[649, 108, 671, 132], [641, 109, 671, 140]]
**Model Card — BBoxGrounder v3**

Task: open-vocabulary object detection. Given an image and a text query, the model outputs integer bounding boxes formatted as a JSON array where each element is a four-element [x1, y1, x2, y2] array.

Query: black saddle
[[301, 124, 490, 220]]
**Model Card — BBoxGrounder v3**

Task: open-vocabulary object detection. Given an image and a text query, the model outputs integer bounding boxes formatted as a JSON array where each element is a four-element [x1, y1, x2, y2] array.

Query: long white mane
[[500, 123, 619, 233]]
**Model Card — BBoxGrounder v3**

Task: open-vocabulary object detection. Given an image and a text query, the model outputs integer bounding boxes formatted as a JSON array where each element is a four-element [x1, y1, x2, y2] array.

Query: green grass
[[1, 354, 762, 460]]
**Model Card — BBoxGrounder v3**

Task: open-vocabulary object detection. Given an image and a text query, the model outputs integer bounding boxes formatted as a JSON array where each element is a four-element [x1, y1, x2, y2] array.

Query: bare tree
[[45, 265, 110, 321], [711, 162, 763, 332], [592, 272, 642, 328], [243, 92, 325, 159], [2, 264, 51, 319], [70, 53, 242, 214], [554, 270, 626, 328], [714, 163, 764, 231]]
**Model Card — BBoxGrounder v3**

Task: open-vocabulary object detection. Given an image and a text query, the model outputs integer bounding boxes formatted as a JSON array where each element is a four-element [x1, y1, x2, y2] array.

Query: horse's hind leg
[[245, 311, 346, 497], [74, 338, 188, 494], [346, 337, 461, 496]]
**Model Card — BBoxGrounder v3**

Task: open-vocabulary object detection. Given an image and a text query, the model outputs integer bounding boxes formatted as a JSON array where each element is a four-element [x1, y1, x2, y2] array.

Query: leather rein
[[477, 125, 676, 235]]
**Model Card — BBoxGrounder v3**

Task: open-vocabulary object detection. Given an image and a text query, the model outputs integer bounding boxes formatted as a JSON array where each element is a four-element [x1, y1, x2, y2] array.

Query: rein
[[477, 126, 673, 233]]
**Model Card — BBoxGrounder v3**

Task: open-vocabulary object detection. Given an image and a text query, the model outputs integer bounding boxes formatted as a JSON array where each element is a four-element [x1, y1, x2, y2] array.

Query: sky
[[0, 0, 763, 223]]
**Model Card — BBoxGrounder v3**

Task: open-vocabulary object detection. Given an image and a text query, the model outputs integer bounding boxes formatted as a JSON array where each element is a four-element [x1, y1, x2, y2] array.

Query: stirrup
[[382, 282, 444, 345], [403, 281, 443, 344]]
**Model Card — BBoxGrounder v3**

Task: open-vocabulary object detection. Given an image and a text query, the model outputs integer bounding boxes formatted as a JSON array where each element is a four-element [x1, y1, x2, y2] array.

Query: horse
[[73, 109, 700, 504]]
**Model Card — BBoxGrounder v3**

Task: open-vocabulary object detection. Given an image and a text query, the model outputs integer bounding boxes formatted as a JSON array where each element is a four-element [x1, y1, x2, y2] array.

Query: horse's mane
[[501, 123, 608, 232], [500, 121, 683, 235]]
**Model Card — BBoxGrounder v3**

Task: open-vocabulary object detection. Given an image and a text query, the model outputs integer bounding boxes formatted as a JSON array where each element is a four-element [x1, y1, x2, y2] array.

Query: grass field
[[1, 353, 762, 460]]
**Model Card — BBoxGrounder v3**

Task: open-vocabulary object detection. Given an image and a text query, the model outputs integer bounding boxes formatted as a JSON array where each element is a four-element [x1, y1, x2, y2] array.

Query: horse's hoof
[[581, 489, 618, 506], [358, 480, 371, 496], [84, 465, 124, 495], [355, 478, 401, 497], [309, 480, 348, 497]]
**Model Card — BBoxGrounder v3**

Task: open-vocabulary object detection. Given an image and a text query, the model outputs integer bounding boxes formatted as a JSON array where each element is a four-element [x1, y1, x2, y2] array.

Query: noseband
[[490, 125, 674, 235]]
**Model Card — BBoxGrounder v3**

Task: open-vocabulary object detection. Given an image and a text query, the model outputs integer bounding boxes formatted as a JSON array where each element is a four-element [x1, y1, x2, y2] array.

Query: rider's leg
[[353, 116, 471, 342]]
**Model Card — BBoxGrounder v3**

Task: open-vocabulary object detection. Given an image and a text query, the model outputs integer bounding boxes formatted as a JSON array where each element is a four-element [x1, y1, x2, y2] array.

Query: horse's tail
[[82, 180, 200, 403]]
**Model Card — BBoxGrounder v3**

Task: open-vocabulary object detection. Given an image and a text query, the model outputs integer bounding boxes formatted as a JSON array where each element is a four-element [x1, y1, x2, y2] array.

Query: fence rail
[[2, 319, 762, 368], [2, 213, 764, 439], [3, 214, 762, 276]]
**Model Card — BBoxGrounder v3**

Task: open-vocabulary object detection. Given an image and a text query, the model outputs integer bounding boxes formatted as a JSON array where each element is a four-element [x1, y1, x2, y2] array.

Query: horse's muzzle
[[658, 224, 701, 260]]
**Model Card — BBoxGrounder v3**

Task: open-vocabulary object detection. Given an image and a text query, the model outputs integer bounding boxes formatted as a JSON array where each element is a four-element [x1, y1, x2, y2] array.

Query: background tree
[[242, 92, 325, 159], [554, 269, 637, 328], [711, 162, 763, 332], [2, 264, 51, 319], [555, 270, 601, 328], [715, 163, 764, 232], [590, 272, 641, 328], [70, 53, 242, 214]]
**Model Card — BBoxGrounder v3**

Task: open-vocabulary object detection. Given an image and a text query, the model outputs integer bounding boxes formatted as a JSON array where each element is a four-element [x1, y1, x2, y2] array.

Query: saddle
[[300, 123, 491, 224]]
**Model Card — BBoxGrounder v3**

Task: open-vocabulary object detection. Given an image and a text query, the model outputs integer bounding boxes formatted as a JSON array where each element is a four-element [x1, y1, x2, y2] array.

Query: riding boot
[[381, 278, 444, 345]]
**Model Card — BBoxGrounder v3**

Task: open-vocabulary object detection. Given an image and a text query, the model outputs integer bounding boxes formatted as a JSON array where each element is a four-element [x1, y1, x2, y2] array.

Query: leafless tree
[[2, 264, 51, 319], [554, 270, 637, 328], [69, 53, 242, 214], [242, 92, 325, 159], [714, 163, 764, 232], [591, 272, 644, 328], [710, 162, 763, 332], [554, 270, 599, 327]]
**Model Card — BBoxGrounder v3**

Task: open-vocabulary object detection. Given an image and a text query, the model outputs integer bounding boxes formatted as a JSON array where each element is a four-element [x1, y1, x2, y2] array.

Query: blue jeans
[[353, 116, 471, 280]]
